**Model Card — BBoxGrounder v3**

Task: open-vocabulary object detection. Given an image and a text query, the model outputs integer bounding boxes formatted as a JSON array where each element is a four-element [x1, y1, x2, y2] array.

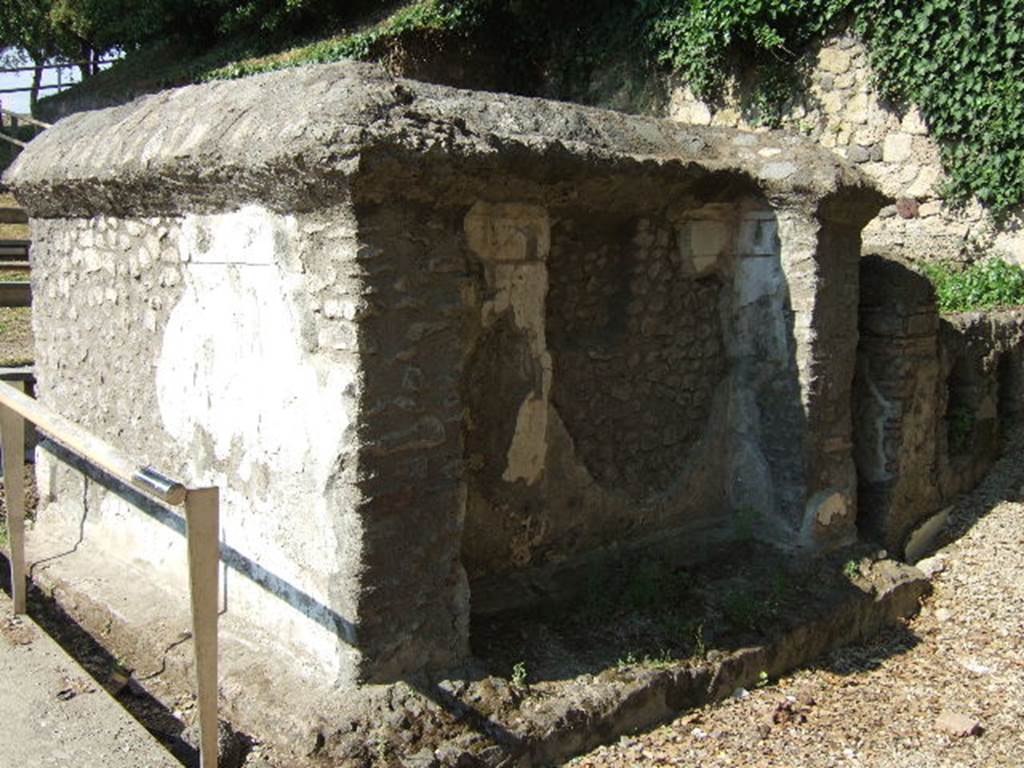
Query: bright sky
[[0, 48, 114, 116]]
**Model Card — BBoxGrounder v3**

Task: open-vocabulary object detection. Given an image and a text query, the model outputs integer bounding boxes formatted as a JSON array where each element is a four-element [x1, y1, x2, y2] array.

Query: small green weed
[[756, 670, 770, 688], [616, 651, 639, 670], [510, 660, 528, 691], [616, 649, 676, 670], [922, 258, 1024, 313], [842, 559, 861, 580], [691, 620, 706, 660]]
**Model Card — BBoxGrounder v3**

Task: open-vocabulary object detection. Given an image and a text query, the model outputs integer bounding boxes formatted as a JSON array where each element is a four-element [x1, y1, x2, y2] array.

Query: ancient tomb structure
[[5, 62, 882, 689]]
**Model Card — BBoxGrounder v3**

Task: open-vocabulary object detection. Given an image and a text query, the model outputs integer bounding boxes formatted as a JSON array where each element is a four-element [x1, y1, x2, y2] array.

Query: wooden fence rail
[[0, 108, 52, 129], [0, 108, 51, 149], [0, 59, 118, 75], [0, 380, 220, 768]]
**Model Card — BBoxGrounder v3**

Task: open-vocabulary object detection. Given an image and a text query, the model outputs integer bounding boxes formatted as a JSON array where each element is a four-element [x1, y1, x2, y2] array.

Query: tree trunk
[[29, 61, 43, 116], [79, 42, 94, 78]]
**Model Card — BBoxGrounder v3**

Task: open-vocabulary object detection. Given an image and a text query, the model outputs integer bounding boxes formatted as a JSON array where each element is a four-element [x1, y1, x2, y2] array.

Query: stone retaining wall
[[667, 32, 1020, 266]]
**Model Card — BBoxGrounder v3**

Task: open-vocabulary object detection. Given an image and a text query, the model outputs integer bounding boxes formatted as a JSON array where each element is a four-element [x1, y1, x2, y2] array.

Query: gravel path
[[572, 431, 1024, 768]]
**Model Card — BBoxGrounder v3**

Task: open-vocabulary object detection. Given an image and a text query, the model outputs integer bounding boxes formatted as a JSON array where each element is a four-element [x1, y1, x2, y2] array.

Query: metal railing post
[[0, 380, 26, 613], [185, 487, 220, 768]]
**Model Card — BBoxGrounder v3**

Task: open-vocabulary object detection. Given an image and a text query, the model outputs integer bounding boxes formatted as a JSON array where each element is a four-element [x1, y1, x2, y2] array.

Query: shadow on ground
[[470, 539, 911, 685]]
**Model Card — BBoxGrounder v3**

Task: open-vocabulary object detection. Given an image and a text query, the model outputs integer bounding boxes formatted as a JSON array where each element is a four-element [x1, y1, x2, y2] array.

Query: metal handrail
[[0, 380, 220, 768]]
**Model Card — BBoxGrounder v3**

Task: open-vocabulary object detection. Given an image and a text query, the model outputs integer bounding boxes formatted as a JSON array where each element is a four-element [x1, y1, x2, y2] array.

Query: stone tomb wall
[[854, 255, 1024, 553], [27, 204, 372, 685], [461, 197, 862, 604], [346, 190, 864, 627], [5, 61, 881, 687]]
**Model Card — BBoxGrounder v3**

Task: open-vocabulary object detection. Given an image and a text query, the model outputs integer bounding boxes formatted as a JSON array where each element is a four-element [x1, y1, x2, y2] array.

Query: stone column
[[347, 201, 476, 683]]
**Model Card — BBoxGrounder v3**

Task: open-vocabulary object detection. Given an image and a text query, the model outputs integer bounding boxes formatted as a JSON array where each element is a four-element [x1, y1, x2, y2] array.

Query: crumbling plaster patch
[[158, 206, 354, 485], [504, 395, 548, 485], [800, 490, 850, 545], [464, 202, 552, 487], [154, 206, 365, 676]]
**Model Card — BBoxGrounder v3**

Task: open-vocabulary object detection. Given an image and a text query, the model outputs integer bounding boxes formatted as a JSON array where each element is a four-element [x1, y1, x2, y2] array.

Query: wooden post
[[184, 487, 220, 768], [0, 380, 26, 613]]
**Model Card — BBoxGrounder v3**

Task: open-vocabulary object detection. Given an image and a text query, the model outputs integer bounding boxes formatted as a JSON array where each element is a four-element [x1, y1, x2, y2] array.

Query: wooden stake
[[185, 487, 220, 768], [1, 380, 26, 613]]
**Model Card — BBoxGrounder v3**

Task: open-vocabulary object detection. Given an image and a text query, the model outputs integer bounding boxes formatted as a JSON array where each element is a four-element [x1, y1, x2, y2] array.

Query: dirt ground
[[571, 430, 1024, 768], [0, 305, 33, 366], [0, 607, 181, 768]]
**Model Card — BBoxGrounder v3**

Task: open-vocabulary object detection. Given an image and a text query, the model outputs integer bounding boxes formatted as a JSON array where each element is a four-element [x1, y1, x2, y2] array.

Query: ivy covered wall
[[665, 30, 1001, 265]]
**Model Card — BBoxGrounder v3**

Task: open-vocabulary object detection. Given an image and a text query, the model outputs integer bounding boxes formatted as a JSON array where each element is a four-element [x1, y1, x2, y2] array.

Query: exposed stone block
[[832, 73, 855, 90], [901, 108, 929, 136], [906, 166, 941, 199], [819, 47, 852, 75], [846, 145, 871, 164], [845, 93, 870, 125], [883, 133, 914, 163]]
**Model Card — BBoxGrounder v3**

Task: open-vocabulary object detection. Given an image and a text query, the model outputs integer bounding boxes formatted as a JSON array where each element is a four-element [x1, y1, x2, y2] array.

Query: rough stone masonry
[[4, 61, 883, 690]]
